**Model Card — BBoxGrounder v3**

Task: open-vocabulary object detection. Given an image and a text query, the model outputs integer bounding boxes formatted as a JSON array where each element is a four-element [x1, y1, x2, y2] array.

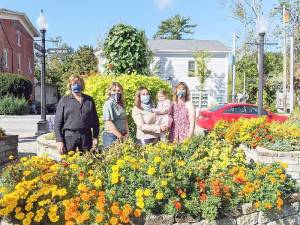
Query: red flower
[[199, 193, 208, 201], [174, 201, 182, 210], [198, 180, 206, 192]]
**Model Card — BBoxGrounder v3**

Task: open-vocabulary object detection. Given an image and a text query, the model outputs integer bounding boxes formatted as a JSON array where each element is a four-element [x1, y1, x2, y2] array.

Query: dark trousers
[[63, 129, 92, 152]]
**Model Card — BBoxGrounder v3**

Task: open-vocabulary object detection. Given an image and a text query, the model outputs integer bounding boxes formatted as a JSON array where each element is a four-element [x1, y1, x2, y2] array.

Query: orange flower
[[123, 204, 132, 216], [199, 193, 208, 201], [65, 221, 74, 225], [134, 209, 142, 217], [174, 201, 181, 210], [111, 203, 120, 215], [198, 180, 206, 192], [95, 214, 104, 223], [277, 198, 284, 209], [264, 202, 272, 209], [110, 216, 119, 225], [254, 201, 260, 208]]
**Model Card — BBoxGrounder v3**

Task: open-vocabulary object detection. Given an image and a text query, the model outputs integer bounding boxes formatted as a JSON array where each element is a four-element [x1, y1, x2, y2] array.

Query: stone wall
[[36, 134, 60, 161], [0, 135, 18, 164], [245, 146, 300, 183]]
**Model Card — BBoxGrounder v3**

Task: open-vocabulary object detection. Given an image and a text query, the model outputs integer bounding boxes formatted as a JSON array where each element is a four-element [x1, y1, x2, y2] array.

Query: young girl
[[169, 82, 195, 143], [153, 90, 172, 141]]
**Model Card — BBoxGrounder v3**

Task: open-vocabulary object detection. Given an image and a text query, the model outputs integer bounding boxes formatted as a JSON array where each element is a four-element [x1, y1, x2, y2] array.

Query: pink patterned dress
[[169, 101, 190, 143]]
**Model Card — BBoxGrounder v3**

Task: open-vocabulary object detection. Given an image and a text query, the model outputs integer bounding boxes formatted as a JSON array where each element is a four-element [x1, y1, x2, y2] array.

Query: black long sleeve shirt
[[54, 93, 100, 142]]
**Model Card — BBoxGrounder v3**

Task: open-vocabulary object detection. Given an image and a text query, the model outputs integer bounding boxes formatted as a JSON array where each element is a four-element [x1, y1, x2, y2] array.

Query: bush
[[84, 73, 172, 137], [0, 73, 33, 100], [0, 95, 29, 115], [0, 137, 298, 224]]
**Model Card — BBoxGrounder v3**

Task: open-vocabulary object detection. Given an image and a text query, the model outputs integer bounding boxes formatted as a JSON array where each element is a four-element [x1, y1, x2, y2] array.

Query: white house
[[95, 39, 230, 109]]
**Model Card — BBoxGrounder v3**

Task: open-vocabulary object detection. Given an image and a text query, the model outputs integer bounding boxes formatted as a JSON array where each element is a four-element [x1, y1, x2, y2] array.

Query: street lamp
[[256, 16, 267, 117], [36, 10, 49, 135]]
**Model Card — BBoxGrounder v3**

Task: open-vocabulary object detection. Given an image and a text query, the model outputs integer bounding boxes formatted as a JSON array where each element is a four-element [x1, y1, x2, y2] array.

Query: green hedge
[[84, 73, 172, 136], [0, 95, 29, 115], [0, 73, 33, 100]]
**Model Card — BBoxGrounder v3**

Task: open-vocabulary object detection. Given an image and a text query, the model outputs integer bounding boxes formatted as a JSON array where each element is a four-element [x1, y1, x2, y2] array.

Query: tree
[[235, 52, 283, 111], [103, 23, 153, 75], [153, 14, 197, 40]]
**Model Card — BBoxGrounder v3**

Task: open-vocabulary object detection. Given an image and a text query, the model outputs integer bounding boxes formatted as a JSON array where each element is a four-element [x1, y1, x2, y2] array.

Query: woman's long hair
[[134, 86, 152, 109], [172, 82, 191, 102], [107, 82, 125, 108]]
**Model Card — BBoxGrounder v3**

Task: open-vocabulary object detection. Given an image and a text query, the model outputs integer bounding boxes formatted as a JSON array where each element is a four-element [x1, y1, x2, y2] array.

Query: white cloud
[[154, 0, 173, 10]]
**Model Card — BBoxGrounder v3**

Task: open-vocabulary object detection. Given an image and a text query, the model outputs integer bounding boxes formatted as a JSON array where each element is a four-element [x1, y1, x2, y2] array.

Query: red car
[[197, 103, 289, 131]]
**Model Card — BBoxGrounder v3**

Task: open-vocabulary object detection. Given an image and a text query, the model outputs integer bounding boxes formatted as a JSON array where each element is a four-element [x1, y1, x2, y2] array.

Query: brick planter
[[36, 134, 60, 161], [0, 135, 18, 164], [244, 146, 300, 183]]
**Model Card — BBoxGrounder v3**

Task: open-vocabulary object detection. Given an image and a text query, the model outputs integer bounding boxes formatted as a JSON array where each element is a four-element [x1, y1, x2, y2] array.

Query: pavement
[[0, 115, 55, 170]]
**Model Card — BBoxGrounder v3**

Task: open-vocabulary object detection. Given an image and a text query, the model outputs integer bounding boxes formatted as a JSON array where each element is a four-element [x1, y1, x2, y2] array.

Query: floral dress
[[169, 101, 190, 143]]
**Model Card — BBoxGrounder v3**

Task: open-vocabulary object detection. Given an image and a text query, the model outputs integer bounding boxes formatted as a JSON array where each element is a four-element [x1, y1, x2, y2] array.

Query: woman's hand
[[92, 138, 99, 148], [57, 142, 65, 155], [160, 125, 168, 132]]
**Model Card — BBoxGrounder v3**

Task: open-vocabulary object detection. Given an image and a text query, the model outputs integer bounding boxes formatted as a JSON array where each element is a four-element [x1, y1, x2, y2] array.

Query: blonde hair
[[106, 82, 125, 107], [172, 82, 190, 102], [67, 75, 85, 94], [156, 89, 168, 100]]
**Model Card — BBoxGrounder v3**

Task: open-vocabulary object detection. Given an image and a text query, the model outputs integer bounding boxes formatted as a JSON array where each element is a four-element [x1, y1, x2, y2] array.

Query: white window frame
[[188, 60, 195, 77], [17, 54, 21, 71], [3, 49, 8, 68], [17, 30, 21, 46]]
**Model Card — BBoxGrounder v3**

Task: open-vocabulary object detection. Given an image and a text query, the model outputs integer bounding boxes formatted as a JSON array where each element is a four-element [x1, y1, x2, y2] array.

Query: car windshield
[[208, 104, 226, 112]]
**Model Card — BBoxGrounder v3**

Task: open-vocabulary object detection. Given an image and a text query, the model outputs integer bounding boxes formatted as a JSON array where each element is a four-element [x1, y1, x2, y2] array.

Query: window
[[188, 61, 195, 77], [17, 31, 21, 46], [17, 54, 21, 71], [224, 106, 246, 114], [245, 106, 268, 115], [28, 58, 32, 73], [3, 49, 8, 68]]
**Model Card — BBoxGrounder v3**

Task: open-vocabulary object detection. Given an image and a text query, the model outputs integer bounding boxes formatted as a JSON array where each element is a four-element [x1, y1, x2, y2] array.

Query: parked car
[[197, 103, 289, 131]]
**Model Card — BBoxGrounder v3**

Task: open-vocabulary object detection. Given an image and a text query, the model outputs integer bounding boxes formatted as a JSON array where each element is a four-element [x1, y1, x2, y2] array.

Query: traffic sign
[[47, 48, 70, 54], [35, 52, 42, 58], [34, 43, 43, 52]]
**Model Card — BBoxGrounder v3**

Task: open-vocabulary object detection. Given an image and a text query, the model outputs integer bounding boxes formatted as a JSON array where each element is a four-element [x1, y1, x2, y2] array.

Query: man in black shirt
[[54, 75, 99, 154]]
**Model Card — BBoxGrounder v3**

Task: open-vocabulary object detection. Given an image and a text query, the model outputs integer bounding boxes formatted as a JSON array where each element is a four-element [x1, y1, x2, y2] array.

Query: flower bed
[[0, 136, 298, 225]]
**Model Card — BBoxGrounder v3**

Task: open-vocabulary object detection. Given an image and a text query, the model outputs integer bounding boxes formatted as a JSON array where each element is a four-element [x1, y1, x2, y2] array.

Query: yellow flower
[[139, 159, 146, 164], [268, 176, 276, 184], [22, 217, 31, 225], [264, 202, 272, 209], [68, 151, 75, 156], [94, 179, 102, 188], [57, 188, 67, 197], [23, 171, 31, 176], [77, 183, 87, 192], [280, 174, 286, 181], [135, 189, 143, 198], [177, 160, 186, 167], [280, 162, 288, 169], [120, 176, 125, 182], [147, 166, 156, 176], [15, 212, 25, 220], [154, 156, 162, 163], [111, 172, 119, 184], [112, 165, 119, 172], [8, 155, 14, 160], [254, 201, 260, 208], [136, 197, 145, 209], [156, 192, 164, 200], [144, 189, 152, 197], [181, 192, 186, 199], [96, 214, 104, 223], [161, 180, 168, 186]]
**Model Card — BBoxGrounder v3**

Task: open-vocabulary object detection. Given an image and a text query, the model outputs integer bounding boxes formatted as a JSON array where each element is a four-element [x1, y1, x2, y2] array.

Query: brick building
[[0, 8, 39, 84]]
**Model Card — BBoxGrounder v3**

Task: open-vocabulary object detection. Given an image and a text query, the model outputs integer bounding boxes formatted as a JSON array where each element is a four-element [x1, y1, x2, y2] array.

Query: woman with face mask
[[102, 82, 129, 149], [169, 82, 195, 143], [54, 75, 99, 154], [132, 87, 168, 145]]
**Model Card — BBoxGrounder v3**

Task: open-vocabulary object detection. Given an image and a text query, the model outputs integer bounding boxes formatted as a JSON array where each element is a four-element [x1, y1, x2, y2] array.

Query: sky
[[0, 0, 279, 50]]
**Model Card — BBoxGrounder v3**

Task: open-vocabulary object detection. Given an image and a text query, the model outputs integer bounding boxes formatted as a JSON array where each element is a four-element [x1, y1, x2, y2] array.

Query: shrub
[[0, 95, 29, 115], [0, 136, 298, 224], [84, 73, 172, 137]]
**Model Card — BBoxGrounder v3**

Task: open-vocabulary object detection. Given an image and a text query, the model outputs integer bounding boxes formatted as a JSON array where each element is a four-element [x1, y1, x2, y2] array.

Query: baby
[[153, 90, 173, 141]]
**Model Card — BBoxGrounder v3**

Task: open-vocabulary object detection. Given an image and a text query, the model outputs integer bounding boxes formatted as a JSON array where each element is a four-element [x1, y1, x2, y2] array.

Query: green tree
[[103, 23, 152, 75], [153, 14, 197, 40], [235, 52, 283, 111], [193, 51, 211, 90]]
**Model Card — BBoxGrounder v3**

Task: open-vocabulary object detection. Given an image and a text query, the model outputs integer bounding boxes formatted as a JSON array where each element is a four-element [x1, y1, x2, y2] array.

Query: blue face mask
[[111, 93, 122, 102], [71, 83, 82, 93], [141, 95, 150, 104], [177, 90, 186, 97]]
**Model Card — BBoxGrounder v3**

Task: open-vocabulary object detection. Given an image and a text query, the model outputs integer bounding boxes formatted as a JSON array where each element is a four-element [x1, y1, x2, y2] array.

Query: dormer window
[[17, 30, 21, 46]]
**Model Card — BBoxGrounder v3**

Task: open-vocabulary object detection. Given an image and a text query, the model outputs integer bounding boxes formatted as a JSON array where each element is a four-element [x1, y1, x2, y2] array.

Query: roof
[[0, 8, 40, 37], [148, 39, 230, 53]]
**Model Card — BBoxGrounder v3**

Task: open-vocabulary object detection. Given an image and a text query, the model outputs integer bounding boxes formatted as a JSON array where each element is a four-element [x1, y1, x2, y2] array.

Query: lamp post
[[232, 33, 239, 102], [257, 17, 267, 117], [36, 10, 49, 135]]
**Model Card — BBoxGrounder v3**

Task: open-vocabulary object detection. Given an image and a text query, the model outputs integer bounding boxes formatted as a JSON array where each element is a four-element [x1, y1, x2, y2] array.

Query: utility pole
[[243, 72, 246, 96], [290, 36, 294, 113], [258, 32, 265, 117], [232, 33, 236, 103], [282, 5, 288, 113]]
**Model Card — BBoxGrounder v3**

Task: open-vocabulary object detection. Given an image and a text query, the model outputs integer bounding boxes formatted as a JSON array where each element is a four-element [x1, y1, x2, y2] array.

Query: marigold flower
[[144, 189, 152, 197], [277, 198, 284, 209], [199, 193, 208, 201], [264, 202, 272, 209], [147, 166, 156, 176], [156, 192, 164, 200], [8, 155, 14, 160], [161, 180, 168, 186], [110, 216, 119, 225], [254, 201, 260, 208], [95, 214, 104, 223], [134, 209, 142, 217], [154, 156, 162, 163], [174, 201, 181, 210]]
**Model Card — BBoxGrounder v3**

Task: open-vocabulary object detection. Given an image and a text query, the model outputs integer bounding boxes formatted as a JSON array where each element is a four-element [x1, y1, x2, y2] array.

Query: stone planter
[[36, 133, 60, 161], [244, 146, 300, 183], [0, 135, 18, 164]]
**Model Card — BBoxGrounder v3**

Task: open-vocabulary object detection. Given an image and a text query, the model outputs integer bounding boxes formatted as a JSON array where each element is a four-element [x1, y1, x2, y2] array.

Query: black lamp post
[[36, 10, 49, 135], [257, 17, 267, 117]]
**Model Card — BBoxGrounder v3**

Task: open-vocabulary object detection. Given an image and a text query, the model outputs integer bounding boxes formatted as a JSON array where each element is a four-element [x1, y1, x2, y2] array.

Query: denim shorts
[[102, 132, 118, 149]]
